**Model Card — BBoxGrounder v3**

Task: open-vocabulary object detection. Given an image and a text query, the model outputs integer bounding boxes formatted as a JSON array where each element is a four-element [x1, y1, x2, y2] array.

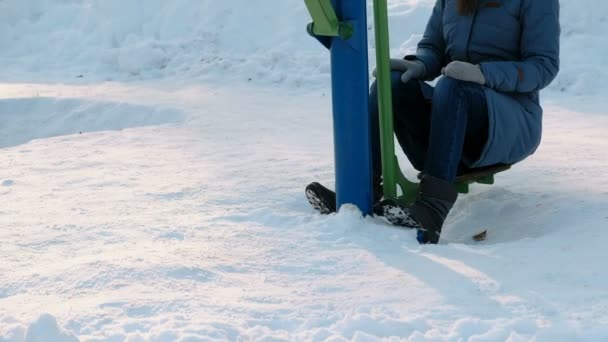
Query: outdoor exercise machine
[[304, 0, 509, 215]]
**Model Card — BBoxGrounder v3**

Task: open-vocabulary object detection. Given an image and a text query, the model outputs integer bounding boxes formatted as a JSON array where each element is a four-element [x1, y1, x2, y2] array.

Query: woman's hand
[[442, 61, 486, 85], [372, 59, 427, 84]]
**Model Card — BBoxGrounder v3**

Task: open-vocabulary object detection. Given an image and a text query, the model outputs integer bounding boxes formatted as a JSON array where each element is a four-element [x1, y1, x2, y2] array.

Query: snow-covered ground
[[1, 1, 607, 341]]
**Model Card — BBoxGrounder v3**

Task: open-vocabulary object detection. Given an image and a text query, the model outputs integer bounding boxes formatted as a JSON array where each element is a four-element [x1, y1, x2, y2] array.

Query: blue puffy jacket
[[415, 0, 560, 167]]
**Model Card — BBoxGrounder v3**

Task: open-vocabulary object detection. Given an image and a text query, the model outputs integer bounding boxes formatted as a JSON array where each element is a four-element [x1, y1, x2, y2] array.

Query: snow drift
[[1, 0, 607, 341], [0, 0, 606, 96]]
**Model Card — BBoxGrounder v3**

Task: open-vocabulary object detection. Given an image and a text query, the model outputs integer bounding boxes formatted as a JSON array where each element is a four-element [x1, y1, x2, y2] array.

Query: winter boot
[[305, 182, 384, 215], [305, 182, 337, 214], [376, 175, 458, 244]]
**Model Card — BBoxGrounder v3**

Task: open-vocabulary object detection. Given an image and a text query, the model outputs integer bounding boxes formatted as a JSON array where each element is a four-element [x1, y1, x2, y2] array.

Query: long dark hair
[[458, 0, 478, 15]]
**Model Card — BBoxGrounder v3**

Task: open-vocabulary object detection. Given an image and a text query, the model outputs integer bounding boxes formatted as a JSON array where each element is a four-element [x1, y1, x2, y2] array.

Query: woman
[[306, 0, 560, 244]]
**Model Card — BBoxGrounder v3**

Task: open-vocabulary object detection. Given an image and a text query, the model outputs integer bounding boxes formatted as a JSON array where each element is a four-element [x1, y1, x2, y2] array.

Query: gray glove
[[442, 61, 486, 85], [372, 59, 426, 84]]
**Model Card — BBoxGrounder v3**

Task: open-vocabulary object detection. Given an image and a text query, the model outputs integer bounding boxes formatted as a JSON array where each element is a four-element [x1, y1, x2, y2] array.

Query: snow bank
[[0, 0, 606, 97], [0, 0, 326, 85], [1, 314, 77, 342], [554, 0, 608, 97], [0, 97, 183, 149]]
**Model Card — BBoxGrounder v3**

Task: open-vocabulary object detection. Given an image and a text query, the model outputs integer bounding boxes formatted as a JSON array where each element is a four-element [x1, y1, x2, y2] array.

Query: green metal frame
[[305, 0, 353, 40], [373, 0, 419, 204], [455, 175, 494, 194]]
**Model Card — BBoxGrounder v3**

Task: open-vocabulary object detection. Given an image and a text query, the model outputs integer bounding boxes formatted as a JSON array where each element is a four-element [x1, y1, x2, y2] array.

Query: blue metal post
[[329, 0, 373, 215]]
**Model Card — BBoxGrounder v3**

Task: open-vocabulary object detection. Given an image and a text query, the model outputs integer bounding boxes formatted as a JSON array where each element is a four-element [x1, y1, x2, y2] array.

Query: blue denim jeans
[[370, 73, 488, 183]]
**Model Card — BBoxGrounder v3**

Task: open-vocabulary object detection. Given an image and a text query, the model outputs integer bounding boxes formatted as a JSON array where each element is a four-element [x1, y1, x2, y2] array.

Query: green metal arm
[[305, 0, 353, 40], [373, 0, 419, 203]]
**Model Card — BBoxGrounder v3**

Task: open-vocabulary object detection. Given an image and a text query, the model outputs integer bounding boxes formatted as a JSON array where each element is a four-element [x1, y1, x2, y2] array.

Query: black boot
[[305, 182, 384, 215], [376, 175, 458, 244], [305, 182, 337, 214]]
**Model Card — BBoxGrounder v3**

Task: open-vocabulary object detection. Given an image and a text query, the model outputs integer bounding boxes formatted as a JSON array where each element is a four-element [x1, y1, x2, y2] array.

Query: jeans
[[370, 72, 489, 184]]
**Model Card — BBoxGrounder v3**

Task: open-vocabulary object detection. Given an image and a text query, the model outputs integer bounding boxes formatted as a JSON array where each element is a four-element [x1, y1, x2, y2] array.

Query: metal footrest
[[417, 164, 512, 194], [455, 164, 511, 193]]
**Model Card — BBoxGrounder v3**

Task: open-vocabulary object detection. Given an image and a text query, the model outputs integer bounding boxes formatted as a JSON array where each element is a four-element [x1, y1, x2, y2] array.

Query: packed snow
[[1, 0, 607, 341]]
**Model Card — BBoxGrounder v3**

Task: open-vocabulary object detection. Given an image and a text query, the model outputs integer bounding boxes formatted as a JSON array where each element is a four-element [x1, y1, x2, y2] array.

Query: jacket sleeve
[[414, 0, 447, 80], [480, 0, 560, 93]]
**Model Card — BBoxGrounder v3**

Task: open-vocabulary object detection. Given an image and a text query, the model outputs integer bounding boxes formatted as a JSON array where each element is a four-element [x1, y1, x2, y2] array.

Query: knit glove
[[372, 59, 427, 84], [442, 61, 486, 85]]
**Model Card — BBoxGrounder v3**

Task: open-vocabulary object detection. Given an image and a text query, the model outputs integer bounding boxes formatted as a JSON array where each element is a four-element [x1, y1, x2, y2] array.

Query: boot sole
[[380, 201, 422, 228], [305, 183, 336, 215]]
